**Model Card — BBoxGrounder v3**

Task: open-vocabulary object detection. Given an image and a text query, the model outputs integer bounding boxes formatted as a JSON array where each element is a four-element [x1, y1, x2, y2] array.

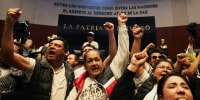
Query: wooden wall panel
[[28, 24, 57, 48], [156, 24, 200, 59], [156, 26, 189, 59]]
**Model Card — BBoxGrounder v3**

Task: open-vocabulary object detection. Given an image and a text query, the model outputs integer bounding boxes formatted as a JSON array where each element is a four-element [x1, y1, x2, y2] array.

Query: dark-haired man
[[148, 48, 164, 67], [1, 8, 74, 100], [66, 54, 78, 69], [66, 54, 81, 79]]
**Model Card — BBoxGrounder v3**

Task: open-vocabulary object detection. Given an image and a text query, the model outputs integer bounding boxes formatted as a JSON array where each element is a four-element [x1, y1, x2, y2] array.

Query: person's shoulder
[[82, 42, 89, 47], [91, 41, 99, 46], [93, 41, 98, 44]]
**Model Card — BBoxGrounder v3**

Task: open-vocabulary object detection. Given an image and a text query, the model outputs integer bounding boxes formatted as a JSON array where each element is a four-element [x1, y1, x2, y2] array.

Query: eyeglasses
[[152, 56, 163, 59], [156, 66, 173, 71]]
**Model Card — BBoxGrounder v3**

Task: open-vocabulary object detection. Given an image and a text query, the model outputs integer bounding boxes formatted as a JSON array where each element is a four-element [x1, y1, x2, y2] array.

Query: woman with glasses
[[110, 52, 174, 100]]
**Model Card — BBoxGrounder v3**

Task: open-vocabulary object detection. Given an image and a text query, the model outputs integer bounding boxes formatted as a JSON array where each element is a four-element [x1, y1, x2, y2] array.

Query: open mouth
[[160, 73, 167, 77], [177, 98, 187, 100], [91, 67, 99, 72], [48, 51, 55, 56], [49, 51, 55, 54], [161, 74, 165, 76]]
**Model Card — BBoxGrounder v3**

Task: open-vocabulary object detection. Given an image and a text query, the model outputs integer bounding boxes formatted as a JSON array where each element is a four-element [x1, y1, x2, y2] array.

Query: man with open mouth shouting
[[1, 8, 74, 100]]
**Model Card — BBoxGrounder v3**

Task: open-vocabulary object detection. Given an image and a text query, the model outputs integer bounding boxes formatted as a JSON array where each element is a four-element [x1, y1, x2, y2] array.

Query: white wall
[[171, 0, 188, 26], [186, 0, 200, 24], [0, 0, 199, 27], [0, 0, 21, 19]]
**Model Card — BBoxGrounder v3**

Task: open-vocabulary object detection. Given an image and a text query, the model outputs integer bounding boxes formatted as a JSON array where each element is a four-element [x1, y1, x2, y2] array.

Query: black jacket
[[110, 69, 157, 100], [110, 69, 136, 100], [135, 75, 157, 100], [189, 76, 200, 100]]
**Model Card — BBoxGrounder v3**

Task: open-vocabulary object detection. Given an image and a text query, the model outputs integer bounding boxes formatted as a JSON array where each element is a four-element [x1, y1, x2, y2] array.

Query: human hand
[[132, 24, 144, 39], [176, 53, 187, 64], [128, 52, 149, 72], [6, 8, 22, 25], [103, 22, 114, 33], [142, 43, 155, 53], [117, 12, 128, 25]]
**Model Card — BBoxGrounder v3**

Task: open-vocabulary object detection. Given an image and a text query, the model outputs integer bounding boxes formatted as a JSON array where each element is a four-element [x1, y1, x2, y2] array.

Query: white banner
[[34, 0, 173, 27], [0, 0, 174, 27]]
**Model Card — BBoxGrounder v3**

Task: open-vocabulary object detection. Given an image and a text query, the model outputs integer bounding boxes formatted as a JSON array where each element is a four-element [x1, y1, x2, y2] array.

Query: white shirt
[[74, 66, 86, 79], [24, 58, 67, 100], [83, 41, 99, 49], [144, 63, 153, 73], [143, 84, 158, 100], [66, 77, 107, 100], [133, 70, 150, 94], [78, 77, 107, 100]]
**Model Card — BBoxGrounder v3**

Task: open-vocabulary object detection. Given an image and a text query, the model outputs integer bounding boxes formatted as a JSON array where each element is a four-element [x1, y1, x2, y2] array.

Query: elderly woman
[[67, 12, 129, 100]]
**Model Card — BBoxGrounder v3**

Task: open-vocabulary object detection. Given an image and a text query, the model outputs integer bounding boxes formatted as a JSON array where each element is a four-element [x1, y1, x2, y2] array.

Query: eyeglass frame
[[156, 65, 173, 71], [152, 56, 164, 59]]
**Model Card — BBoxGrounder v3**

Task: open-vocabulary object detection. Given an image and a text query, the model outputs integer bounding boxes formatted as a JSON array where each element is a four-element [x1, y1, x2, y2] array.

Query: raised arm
[[110, 12, 129, 79], [1, 8, 30, 71], [110, 52, 148, 100], [186, 36, 196, 62], [181, 52, 200, 76], [174, 53, 187, 73], [103, 22, 117, 67], [130, 24, 144, 58]]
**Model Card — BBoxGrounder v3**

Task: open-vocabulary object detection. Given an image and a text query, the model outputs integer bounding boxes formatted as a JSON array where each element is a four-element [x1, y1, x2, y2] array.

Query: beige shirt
[[74, 66, 86, 79]]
